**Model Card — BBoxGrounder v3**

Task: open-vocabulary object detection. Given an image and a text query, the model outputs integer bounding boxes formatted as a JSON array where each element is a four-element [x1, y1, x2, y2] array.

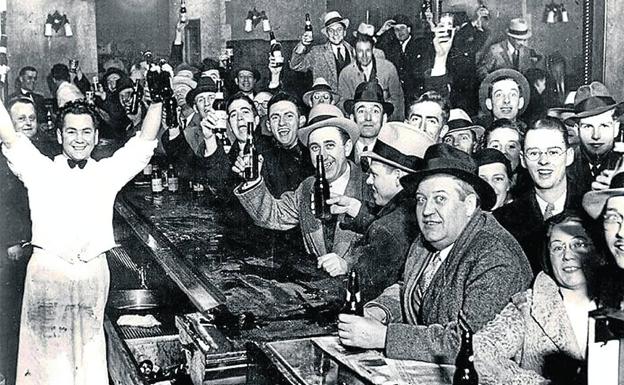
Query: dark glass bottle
[[167, 164, 179, 193], [180, 0, 187, 22], [212, 80, 227, 137], [269, 31, 284, 67], [146, 63, 161, 102], [158, 60, 178, 128], [151, 165, 163, 194], [453, 314, 479, 385], [421, 0, 432, 21], [129, 80, 142, 115], [243, 122, 258, 181], [340, 270, 363, 316], [313, 154, 332, 221], [305, 13, 313, 33], [45, 107, 55, 132]]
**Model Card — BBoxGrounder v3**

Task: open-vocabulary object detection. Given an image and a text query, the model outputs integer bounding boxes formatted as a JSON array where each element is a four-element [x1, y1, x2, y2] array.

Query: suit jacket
[[338, 57, 405, 121], [474, 272, 587, 385], [493, 183, 583, 275], [289, 41, 356, 92], [477, 40, 543, 80], [367, 210, 532, 363], [236, 161, 370, 263], [567, 146, 620, 196]]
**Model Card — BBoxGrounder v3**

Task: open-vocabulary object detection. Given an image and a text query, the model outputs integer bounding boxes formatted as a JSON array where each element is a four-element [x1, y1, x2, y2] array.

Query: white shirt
[[400, 35, 412, 53], [429, 243, 454, 277], [507, 40, 516, 62], [329, 163, 351, 196], [56, 81, 84, 108], [355, 138, 376, 162], [2, 134, 157, 263], [535, 190, 566, 219], [331, 44, 344, 59]]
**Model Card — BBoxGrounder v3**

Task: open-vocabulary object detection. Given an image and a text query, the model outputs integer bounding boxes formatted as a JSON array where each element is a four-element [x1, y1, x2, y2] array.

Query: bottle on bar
[[167, 164, 179, 192], [180, 0, 187, 23], [453, 312, 479, 385], [151, 165, 163, 194], [129, 80, 141, 115], [340, 270, 363, 316], [243, 122, 259, 181], [313, 154, 332, 221], [142, 162, 153, 183], [269, 31, 284, 67]]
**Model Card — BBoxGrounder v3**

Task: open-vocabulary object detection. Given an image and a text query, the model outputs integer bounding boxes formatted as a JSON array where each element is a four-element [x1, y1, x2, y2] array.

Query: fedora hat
[[479, 68, 531, 115], [507, 18, 531, 40], [233, 66, 261, 82], [352, 22, 376, 39], [361, 122, 434, 173], [400, 143, 497, 210], [298, 103, 359, 146], [321, 11, 350, 35], [102, 67, 126, 81], [344, 81, 394, 115], [172, 70, 197, 91], [583, 172, 624, 219], [446, 109, 485, 142], [473, 148, 513, 177], [564, 82, 624, 126], [302, 77, 341, 107], [185, 76, 217, 106]]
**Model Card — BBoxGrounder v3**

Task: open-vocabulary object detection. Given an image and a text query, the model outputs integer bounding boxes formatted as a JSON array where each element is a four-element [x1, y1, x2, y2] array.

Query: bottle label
[[168, 177, 179, 192], [273, 51, 284, 64], [151, 178, 163, 193], [214, 110, 228, 132]]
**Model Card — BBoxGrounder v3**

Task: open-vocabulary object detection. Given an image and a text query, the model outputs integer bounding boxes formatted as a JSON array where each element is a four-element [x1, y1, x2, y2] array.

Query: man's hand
[[327, 195, 362, 218], [377, 19, 396, 36], [268, 55, 283, 77], [592, 169, 616, 191], [301, 32, 313, 46], [200, 112, 218, 140], [433, 25, 455, 58], [232, 153, 264, 181], [317, 253, 348, 277], [425, 9, 435, 29], [176, 19, 187, 33], [7, 244, 24, 261], [338, 313, 387, 349]]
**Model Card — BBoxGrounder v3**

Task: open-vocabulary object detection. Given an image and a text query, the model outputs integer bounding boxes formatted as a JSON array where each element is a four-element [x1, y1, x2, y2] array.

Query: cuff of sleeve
[[364, 302, 392, 325], [234, 177, 264, 195]]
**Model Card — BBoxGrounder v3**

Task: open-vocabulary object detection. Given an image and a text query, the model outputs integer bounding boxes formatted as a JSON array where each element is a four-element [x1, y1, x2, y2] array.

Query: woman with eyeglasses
[[473, 211, 599, 385]]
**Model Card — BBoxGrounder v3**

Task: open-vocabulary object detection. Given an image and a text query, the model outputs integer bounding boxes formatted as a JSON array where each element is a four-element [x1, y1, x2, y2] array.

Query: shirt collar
[[401, 35, 412, 51], [535, 189, 567, 217], [507, 40, 516, 56], [329, 162, 351, 196], [437, 243, 454, 263]]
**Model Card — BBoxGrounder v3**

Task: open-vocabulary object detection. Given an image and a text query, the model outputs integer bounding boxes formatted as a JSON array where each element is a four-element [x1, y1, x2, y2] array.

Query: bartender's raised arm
[[138, 101, 164, 141], [0, 99, 18, 147]]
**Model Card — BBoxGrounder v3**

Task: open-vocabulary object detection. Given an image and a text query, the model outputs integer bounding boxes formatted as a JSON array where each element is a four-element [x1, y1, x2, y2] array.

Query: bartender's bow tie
[[67, 159, 87, 169]]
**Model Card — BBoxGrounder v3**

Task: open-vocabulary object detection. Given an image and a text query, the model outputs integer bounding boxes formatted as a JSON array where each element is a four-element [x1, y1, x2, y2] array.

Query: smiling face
[[478, 162, 510, 210], [522, 128, 573, 191], [19, 70, 38, 91], [604, 196, 624, 268], [119, 88, 134, 113], [268, 100, 302, 148], [443, 128, 475, 154], [351, 101, 385, 139], [393, 24, 411, 42], [549, 220, 592, 291], [406, 101, 447, 141], [236, 70, 256, 93], [57, 113, 98, 161], [415, 175, 477, 250], [308, 126, 352, 183], [578, 109, 618, 157], [9, 101, 37, 138], [486, 127, 522, 171], [355, 40, 374, 67], [227, 98, 259, 142], [486, 79, 524, 121], [366, 160, 403, 206]]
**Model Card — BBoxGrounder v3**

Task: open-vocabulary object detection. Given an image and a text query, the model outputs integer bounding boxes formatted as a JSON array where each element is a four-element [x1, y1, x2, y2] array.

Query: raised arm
[[0, 99, 18, 148], [138, 102, 163, 141]]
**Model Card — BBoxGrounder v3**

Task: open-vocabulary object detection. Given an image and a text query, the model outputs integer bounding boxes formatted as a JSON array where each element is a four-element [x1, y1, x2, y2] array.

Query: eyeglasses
[[549, 238, 592, 257], [254, 100, 269, 109], [604, 211, 624, 229], [487, 140, 521, 154], [523, 147, 565, 161]]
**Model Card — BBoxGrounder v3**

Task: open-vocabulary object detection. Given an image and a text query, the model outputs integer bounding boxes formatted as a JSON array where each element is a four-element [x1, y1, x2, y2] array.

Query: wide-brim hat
[[507, 18, 531, 40], [563, 82, 624, 126], [321, 11, 350, 35], [102, 67, 126, 81], [302, 77, 340, 107], [361, 122, 434, 173], [344, 81, 394, 115], [473, 148, 513, 177], [185, 76, 217, 106], [479, 68, 531, 115], [446, 108, 485, 142], [352, 22, 376, 40], [400, 143, 497, 210], [583, 172, 624, 219], [391, 14, 413, 30], [298, 103, 359, 146], [172, 71, 198, 90], [116, 76, 135, 93]]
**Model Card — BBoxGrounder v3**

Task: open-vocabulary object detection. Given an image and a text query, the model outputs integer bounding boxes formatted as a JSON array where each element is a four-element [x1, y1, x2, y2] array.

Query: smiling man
[[404, 91, 451, 142], [495, 117, 581, 274], [477, 68, 530, 133]]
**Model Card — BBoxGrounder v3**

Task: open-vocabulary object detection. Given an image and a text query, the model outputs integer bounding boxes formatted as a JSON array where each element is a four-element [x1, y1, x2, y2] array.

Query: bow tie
[[67, 159, 88, 169]]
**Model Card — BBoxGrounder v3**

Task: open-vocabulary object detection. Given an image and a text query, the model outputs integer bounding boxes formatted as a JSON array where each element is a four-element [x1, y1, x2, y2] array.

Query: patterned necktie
[[67, 159, 87, 169], [543, 202, 555, 220], [414, 251, 443, 310]]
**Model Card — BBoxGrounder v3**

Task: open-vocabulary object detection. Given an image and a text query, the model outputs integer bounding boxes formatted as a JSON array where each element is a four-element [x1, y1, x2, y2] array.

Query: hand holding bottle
[[337, 314, 387, 350], [232, 153, 263, 181], [317, 252, 348, 277]]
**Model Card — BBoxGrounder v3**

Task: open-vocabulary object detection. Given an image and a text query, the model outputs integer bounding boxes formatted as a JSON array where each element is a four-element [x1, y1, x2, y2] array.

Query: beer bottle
[[142, 162, 153, 183], [340, 270, 363, 316], [212, 80, 228, 138], [313, 154, 332, 221], [158, 60, 179, 128], [304, 13, 313, 35], [453, 313, 479, 385], [167, 164, 179, 192], [243, 122, 259, 181], [151, 165, 164, 194], [180, 0, 187, 23], [129, 80, 142, 115], [45, 107, 55, 132], [146, 63, 161, 102], [420, 0, 432, 21], [269, 31, 284, 67]]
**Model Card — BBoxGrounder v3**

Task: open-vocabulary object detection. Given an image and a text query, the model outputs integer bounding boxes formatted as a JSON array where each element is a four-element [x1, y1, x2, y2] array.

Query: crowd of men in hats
[[3, 5, 624, 385]]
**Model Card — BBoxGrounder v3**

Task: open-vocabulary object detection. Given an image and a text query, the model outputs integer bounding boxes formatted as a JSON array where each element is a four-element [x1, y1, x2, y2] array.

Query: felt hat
[[479, 68, 531, 115], [172, 70, 197, 90], [321, 11, 350, 35], [446, 109, 485, 142], [563, 82, 624, 126], [507, 18, 531, 40], [302, 78, 341, 107], [392, 14, 413, 30], [298, 103, 359, 146], [102, 67, 126, 81], [583, 172, 624, 219], [185, 76, 217, 106], [115, 76, 135, 93], [352, 22, 376, 39], [344, 81, 394, 116], [473, 148, 513, 177]]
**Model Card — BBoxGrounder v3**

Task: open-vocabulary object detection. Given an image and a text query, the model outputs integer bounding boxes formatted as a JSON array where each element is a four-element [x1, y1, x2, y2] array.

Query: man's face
[[443, 129, 475, 154], [366, 160, 401, 206], [202, 69, 221, 84], [604, 196, 624, 268], [393, 24, 411, 42], [254, 92, 273, 118], [486, 127, 522, 171], [119, 88, 134, 114], [268, 100, 302, 148], [509, 36, 528, 50], [486, 79, 524, 120], [173, 84, 192, 108], [56, 113, 98, 161], [19, 70, 37, 91], [326, 23, 346, 45], [236, 70, 256, 93], [522, 129, 573, 191], [415, 175, 476, 250], [308, 126, 353, 183], [355, 41, 374, 67], [227, 98, 258, 142], [194, 91, 217, 119], [406, 101, 447, 141], [549, 220, 591, 290], [311, 91, 332, 107], [106, 74, 121, 92], [478, 163, 510, 210], [351, 101, 385, 139], [578, 109, 618, 157], [9, 102, 37, 138]]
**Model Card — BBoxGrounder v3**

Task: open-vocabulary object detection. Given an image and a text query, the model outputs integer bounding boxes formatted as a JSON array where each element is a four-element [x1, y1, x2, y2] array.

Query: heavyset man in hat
[[337, 143, 532, 362], [442, 108, 484, 154], [477, 68, 530, 132]]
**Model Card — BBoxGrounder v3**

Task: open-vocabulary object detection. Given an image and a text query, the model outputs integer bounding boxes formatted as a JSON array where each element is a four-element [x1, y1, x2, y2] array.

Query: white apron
[[15, 250, 110, 385]]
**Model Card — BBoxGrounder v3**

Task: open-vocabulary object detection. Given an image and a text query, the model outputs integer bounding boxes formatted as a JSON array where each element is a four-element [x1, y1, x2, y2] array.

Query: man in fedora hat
[[442, 108, 484, 154], [566, 81, 624, 194], [477, 17, 543, 79], [234, 103, 372, 267], [290, 11, 354, 92], [495, 117, 582, 274], [376, 14, 435, 101], [477, 68, 530, 132], [302, 77, 341, 108], [344, 81, 394, 162], [338, 32, 404, 121], [337, 143, 531, 362]]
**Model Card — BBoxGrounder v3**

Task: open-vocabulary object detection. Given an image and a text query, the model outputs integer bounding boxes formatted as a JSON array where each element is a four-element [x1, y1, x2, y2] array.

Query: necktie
[[67, 159, 87, 169], [414, 251, 443, 310], [337, 48, 345, 64], [513, 50, 520, 70], [543, 202, 555, 220]]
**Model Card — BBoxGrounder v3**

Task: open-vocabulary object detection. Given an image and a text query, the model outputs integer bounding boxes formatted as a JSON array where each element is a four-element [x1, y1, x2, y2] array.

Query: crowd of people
[[1, 5, 624, 385]]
